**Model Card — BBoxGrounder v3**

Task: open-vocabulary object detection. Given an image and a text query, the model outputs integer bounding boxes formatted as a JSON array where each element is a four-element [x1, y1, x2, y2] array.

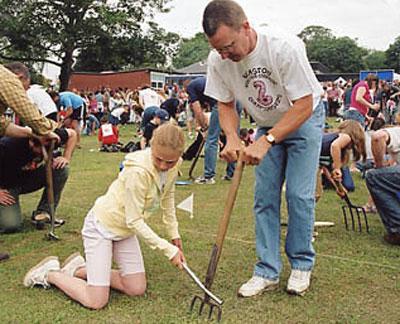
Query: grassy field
[[1, 121, 399, 323]]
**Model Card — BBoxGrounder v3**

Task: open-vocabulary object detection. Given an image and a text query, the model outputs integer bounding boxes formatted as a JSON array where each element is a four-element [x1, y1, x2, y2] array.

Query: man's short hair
[[202, 0, 247, 37], [4, 62, 30, 80]]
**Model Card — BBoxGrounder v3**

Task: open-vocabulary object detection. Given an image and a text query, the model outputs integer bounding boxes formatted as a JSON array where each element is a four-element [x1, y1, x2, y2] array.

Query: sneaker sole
[[23, 256, 58, 287], [61, 252, 82, 269], [237, 282, 279, 298], [286, 288, 308, 296]]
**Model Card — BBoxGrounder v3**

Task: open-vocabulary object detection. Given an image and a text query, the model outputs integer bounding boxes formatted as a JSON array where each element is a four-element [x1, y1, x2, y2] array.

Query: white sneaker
[[194, 176, 215, 185], [23, 256, 60, 288], [238, 276, 279, 297], [61, 252, 85, 277], [286, 269, 311, 296]]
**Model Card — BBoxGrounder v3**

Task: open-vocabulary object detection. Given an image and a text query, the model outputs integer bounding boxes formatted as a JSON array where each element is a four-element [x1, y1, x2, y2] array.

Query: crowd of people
[[0, 0, 399, 312]]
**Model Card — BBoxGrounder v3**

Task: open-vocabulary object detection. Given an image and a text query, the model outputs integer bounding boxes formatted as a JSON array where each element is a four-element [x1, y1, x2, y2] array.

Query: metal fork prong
[[347, 206, 355, 231], [216, 306, 222, 322], [208, 304, 215, 320], [362, 208, 370, 233], [198, 300, 206, 315], [342, 206, 348, 230], [190, 295, 200, 312], [356, 207, 362, 232]]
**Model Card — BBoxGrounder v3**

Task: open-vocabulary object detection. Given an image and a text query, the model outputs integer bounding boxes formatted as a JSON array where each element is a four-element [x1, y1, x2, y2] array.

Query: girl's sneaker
[[23, 256, 60, 288], [61, 252, 85, 277]]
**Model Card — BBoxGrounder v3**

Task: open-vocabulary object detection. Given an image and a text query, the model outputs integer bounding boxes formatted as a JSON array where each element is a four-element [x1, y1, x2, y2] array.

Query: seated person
[[0, 127, 76, 233], [316, 120, 366, 201], [23, 123, 186, 309], [98, 116, 120, 152], [140, 109, 169, 149]]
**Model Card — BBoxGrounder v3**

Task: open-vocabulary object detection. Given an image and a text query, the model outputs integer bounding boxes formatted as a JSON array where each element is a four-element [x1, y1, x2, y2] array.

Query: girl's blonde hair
[[150, 122, 185, 154], [337, 120, 366, 163]]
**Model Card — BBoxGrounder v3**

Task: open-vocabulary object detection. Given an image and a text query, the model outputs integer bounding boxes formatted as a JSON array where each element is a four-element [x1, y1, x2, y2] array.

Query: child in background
[[98, 116, 119, 152], [23, 123, 186, 310]]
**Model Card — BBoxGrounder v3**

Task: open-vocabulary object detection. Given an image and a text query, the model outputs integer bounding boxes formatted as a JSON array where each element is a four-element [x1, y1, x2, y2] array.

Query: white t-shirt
[[139, 88, 162, 109], [111, 107, 126, 119], [27, 84, 58, 117], [205, 27, 323, 127]]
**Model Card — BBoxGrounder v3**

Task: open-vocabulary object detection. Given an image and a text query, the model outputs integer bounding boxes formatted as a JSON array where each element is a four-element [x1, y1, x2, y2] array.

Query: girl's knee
[[124, 281, 147, 297], [86, 298, 109, 310]]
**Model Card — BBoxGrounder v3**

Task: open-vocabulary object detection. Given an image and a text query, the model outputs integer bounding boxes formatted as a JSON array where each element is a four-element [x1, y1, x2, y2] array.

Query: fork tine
[[342, 206, 348, 230], [198, 300, 206, 315], [208, 304, 215, 320], [348, 206, 355, 231], [362, 207, 370, 233], [355, 207, 362, 232]]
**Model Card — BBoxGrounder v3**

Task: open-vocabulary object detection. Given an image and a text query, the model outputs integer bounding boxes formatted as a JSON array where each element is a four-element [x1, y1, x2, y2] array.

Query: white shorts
[[81, 210, 145, 286]]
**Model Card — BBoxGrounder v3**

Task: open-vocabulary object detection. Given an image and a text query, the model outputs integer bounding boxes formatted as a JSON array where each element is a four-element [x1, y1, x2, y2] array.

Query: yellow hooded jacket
[[93, 148, 181, 260]]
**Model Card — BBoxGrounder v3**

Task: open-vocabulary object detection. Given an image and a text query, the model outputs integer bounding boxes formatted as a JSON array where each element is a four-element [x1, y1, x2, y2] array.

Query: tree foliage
[[172, 32, 210, 69], [385, 36, 400, 73], [74, 23, 179, 72], [363, 50, 388, 70], [0, 0, 173, 90], [298, 25, 367, 73]]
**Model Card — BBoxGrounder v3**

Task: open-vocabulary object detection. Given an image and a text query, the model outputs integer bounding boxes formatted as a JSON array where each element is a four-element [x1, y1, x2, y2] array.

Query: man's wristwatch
[[264, 132, 276, 145]]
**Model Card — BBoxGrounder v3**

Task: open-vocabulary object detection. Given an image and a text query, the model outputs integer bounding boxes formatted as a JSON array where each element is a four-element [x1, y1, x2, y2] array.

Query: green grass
[[1, 120, 399, 323]]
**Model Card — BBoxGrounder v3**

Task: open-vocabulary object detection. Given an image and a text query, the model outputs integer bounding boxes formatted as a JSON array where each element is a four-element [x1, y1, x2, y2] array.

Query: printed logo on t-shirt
[[102, 123, 114, 137], [242, 66, 282, 111]]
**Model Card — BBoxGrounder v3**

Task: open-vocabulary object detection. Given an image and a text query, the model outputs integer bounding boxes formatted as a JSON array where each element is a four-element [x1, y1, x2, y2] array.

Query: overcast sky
[[155, 0, 400, 51]]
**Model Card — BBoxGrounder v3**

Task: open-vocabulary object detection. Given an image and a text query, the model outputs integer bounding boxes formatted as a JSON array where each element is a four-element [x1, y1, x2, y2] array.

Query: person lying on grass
[[23, 122, 186, 310]]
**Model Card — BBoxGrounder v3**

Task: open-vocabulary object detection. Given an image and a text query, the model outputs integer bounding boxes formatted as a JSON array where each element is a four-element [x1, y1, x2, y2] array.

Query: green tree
[[297, 25, 333, 44], [363, 50, 388, 70], [385, 36, 400, 73], [0, 0, 172, 90], [172, 32, 210, 69], [299, 26, 367, 73], [74, 23, 180, 72]]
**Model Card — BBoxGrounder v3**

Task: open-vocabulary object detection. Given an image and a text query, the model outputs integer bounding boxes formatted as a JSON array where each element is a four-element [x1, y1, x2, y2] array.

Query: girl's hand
[[331, 168, 342, 182], [172, 238, 183, 251], [170, 250, 186, 270]]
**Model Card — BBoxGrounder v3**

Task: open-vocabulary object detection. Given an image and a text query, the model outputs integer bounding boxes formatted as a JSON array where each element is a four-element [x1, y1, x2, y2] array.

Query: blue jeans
[[366, 165, 400, 234], [141, 106, 159, 130], [344, 109, 365, 127], [204, 106, 221, 179], [253, 101, 325, 280], [0, 166, 69, 233], [204, 104, 239, 179]]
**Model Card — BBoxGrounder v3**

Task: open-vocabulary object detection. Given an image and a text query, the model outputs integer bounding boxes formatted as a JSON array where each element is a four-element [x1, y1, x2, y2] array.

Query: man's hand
[[0, 189, 16, 206], [53, 156, 69, 169], [243, 136, 271, 165], [40, 132, 60, 146], [220, 136, 243, 163]]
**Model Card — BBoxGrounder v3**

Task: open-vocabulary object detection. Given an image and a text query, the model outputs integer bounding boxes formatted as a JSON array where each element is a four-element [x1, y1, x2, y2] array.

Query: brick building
[[68, 68, 171, 91]]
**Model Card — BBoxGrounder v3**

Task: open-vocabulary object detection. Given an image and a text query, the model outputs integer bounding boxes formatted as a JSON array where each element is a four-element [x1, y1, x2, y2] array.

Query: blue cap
[[155, 109, 170, 123]]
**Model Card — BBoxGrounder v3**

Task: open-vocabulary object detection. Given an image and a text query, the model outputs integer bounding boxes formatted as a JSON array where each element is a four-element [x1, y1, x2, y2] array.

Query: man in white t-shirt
[[202, 0, 324, 297], [138, 85, 162, 110], [27, 84, 58, 121]]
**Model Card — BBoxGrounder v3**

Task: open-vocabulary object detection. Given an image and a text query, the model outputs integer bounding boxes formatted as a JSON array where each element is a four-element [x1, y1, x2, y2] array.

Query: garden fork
[[189, 152, 245, 321], [335, 180, 369, 233], [321, 167, 369, 232]]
